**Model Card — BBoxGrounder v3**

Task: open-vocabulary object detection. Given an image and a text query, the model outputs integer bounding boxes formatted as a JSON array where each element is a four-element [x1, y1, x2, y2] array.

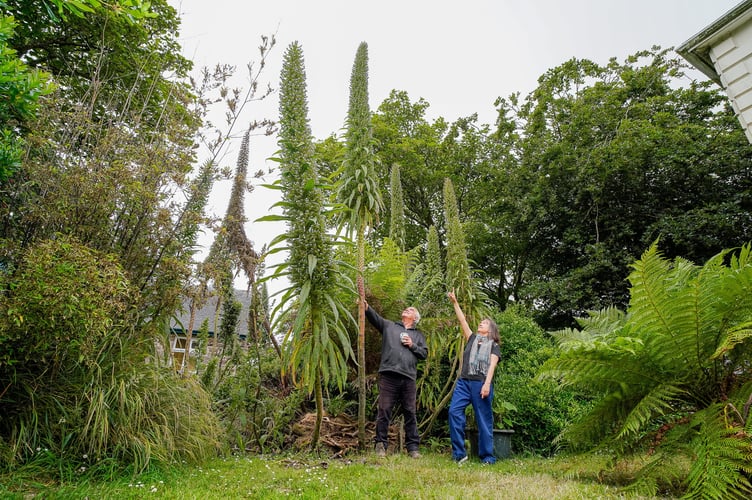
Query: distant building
[[168, 289, 252, 373], [677, 0, 752, 142]]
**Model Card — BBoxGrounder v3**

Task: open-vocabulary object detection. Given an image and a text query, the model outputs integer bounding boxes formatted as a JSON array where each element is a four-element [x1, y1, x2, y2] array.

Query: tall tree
[[0, 0, 200, 322], [0, 0, 275, 468], [0, 15, 54, 180], [267, 41, 354, 448], [44, 0, 154, 21], [5, 0, 189, 128], [337, 41, 383, 449], [488, 48, 752, 328], [0, 0, 151, 180]]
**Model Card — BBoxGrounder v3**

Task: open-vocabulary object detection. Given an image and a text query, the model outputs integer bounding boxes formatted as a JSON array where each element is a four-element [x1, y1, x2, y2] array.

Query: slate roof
[[169, 289, 253, 339]]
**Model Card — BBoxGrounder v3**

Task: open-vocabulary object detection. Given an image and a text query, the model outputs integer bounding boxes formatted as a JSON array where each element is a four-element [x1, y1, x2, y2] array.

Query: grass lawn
[[1, 451, 676, 499]]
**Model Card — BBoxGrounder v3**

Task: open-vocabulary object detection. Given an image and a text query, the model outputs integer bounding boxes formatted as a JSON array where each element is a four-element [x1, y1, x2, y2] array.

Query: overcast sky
[[168, 0, 742, 290]]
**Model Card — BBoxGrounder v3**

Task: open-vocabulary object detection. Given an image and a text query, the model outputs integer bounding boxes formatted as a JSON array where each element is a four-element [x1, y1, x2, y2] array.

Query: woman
[[447, 290, 501, 465]]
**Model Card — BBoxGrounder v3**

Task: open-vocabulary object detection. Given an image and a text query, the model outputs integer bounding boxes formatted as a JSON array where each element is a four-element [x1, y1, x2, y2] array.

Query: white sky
[[168, 0, 742, 292]]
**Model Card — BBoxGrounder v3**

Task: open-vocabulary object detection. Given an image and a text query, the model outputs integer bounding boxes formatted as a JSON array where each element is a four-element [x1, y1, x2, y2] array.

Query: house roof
[[170, 289, 253, 339], [677, 0, 752, 85]]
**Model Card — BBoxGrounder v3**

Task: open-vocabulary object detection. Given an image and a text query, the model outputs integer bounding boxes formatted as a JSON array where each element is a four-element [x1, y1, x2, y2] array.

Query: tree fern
[[541, 241, 752, 497], [617, 383, 685, 439]]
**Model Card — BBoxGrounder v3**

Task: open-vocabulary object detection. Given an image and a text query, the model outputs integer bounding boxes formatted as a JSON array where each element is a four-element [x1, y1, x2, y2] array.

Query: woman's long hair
[[485, 318, 500, 344]]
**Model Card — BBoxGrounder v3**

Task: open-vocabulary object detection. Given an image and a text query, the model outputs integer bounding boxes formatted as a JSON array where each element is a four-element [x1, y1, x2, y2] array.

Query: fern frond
[[685, 408, 752, 500], [557, 390, 630, 448], [713, 322, 752, 359], [617, 383, 685, 439], [550, 326, 593, 351]]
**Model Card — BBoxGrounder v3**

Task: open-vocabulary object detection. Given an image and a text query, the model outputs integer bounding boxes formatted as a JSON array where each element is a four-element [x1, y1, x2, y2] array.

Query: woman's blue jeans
[[448, 378, 496, 463]]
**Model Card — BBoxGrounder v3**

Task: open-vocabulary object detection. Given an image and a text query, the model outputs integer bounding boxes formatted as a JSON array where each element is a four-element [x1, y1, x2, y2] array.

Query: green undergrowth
[[1, 451, 682, 499]]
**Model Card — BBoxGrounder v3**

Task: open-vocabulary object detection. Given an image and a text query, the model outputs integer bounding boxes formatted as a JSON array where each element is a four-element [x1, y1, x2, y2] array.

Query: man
[[365, 302, 428, 458]]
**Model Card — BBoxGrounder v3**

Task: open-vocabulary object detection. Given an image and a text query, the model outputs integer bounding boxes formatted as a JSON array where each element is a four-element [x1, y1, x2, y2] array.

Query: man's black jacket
[[366, 306, 427, 380]]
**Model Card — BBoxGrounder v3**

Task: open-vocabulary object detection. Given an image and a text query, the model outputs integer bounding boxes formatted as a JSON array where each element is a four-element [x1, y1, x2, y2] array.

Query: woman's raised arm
[[447, 290, 472, 341]]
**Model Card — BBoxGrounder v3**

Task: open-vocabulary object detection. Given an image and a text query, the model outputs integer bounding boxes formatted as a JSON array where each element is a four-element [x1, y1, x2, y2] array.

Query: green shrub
[[0, 235, 134, 370], [493, 306, 591, 456], [0, 236, 221, 473], [209, 344, 305, 454]]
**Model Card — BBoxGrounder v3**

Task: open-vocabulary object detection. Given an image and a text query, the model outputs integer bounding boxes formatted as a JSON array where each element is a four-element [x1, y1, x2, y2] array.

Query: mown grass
[[1, 451, 678, 499]]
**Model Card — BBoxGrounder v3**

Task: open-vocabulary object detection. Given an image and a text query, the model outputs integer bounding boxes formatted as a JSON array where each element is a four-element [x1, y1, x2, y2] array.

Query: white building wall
[[709, 21, 752, 142]]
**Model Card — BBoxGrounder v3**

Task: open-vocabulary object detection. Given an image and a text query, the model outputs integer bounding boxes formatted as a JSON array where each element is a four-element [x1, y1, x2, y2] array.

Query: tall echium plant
[[403, 224, 444, 310], [266, 42, 354, 448], [423, 225, 444, 303], [443, 177, 489, 373], [444, 178, 473, 308], [415, 179, 483, 433], [202, 128, 260, 352], [337, 41, 383, 449], [410, 223, 455, 433], [203, 128, 259, 282], [388, 164, 405, 251]]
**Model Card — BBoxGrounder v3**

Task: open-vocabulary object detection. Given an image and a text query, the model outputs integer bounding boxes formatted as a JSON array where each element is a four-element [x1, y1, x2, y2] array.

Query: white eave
[[677, 0, 752, 85]]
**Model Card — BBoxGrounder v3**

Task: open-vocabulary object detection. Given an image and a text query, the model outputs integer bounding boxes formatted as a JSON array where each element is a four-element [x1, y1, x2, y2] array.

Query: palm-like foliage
[[539, 242, 752, 497]]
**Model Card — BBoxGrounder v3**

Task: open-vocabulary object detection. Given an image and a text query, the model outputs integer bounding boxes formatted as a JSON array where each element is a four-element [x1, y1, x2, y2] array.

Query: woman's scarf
[[468, 334, 493, 376]]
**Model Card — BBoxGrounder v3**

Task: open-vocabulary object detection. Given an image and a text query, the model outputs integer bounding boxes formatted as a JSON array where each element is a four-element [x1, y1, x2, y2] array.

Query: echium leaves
[[338, 41, 383, 449]]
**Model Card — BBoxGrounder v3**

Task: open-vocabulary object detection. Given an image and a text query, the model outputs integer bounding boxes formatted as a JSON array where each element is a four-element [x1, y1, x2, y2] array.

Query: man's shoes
[[374, 442, 386, 457], [408, 450, 421, 459], [456, 455, 468, 466]]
